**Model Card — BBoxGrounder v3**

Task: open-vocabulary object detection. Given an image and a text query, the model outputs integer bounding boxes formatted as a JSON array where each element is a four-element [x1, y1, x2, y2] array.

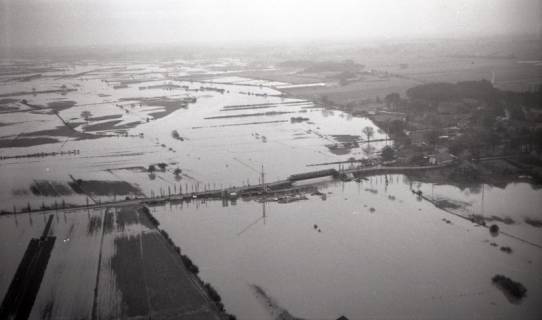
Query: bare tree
[[362, 126, 374, 143]]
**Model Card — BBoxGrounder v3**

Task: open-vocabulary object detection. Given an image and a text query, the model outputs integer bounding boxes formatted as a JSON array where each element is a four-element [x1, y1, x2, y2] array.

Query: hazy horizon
[[1, 0, 541, 49]]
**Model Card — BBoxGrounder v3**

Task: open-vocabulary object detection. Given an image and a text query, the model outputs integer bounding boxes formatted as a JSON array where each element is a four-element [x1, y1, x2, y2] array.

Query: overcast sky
[[1, 0, 541, 48]]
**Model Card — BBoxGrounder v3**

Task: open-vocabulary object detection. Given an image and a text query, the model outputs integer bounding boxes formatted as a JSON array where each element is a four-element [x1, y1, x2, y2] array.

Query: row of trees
[[406, 80, 497, 104]]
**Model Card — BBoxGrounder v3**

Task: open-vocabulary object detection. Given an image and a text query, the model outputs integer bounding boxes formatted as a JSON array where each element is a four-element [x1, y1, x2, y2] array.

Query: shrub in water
[[490, 224, 499, 234], [492, 274, 527, 300]]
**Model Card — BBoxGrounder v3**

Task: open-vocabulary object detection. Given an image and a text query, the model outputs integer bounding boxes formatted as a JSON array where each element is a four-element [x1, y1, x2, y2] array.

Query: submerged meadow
[[1, 54, 541, 319]]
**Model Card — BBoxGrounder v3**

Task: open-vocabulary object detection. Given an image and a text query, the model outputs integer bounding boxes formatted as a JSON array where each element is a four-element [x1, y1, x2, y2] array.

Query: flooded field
[[1, 56, 541, 320], [0, 206, 221, 319], [417, 181, 542, 245], [0, 59, 387, 213], [3, 0, 542, 318], [151, 175, 542, 320]]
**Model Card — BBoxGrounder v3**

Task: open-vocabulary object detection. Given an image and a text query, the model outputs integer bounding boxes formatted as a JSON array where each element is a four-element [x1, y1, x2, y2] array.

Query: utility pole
[[261, 164, 266, 194], [262, 200, 266, 225]]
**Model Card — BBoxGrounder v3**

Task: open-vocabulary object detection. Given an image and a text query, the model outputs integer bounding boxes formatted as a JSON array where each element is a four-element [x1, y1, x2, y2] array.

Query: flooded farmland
[[3, 1, 542, 319], [1, 48, 542, 319], [0, 59, 387, 213], [150, 176, 542, 320], [0, 58, 392, 319]]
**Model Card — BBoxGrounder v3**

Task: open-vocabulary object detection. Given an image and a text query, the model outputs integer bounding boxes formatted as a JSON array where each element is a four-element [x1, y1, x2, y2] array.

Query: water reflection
[[151, 175, 542, 320]]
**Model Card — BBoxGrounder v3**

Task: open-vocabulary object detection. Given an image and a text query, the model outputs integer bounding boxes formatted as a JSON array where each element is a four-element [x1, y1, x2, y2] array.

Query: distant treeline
[[406, 79, 542, 109], [279, 59, 365, 73], [500, 87, 542, 109], [406, 80, 497, 103]]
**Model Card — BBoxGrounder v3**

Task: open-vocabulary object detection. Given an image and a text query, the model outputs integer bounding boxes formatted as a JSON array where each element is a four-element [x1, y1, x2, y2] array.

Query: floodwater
[[417, 181, 542, 245], [0, 59, 388, 212], [1, 59, 541, 319], [151, 175, 542, 320]]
